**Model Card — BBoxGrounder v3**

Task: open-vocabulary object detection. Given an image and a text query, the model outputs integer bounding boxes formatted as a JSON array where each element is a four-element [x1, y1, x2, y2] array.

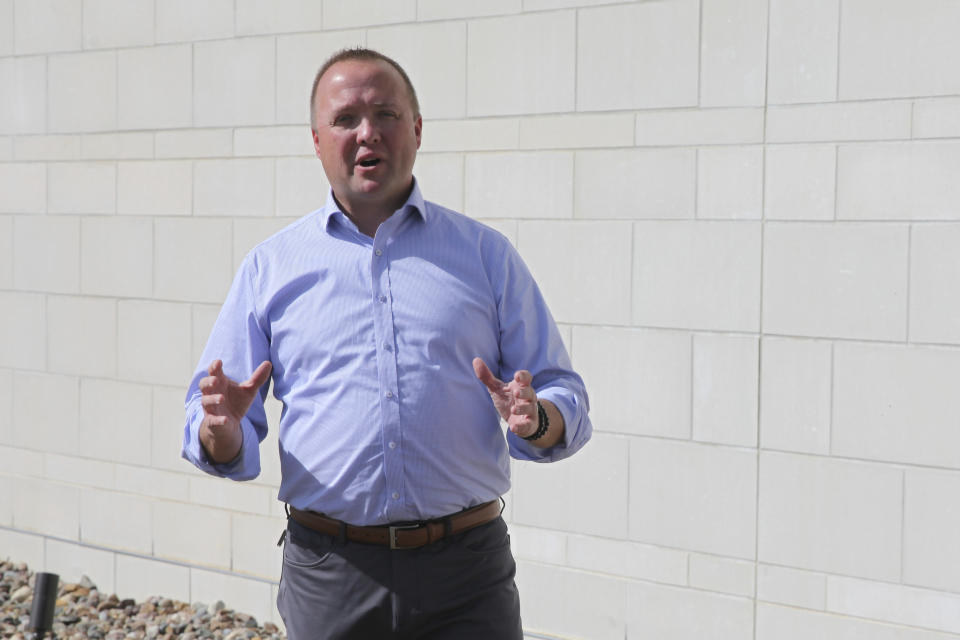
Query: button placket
[[370, 239, 406, 519]]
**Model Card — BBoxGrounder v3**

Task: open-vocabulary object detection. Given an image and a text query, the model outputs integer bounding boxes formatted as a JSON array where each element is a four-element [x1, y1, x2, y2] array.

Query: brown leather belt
[[288, 500, 501, 550]]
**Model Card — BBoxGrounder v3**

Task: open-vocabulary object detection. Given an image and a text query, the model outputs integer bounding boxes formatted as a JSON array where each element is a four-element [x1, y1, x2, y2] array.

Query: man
[[182, 48, 592, 639]]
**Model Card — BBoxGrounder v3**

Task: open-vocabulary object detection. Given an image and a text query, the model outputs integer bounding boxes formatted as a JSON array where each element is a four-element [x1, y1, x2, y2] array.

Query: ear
[[311, 128, 322, 158], [414, 115, 422, 150]]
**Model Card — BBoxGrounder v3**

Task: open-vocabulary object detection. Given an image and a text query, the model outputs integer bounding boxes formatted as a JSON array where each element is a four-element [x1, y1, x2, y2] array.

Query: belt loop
[[338, 520, 348, 544], [443, 515, 453, 537]]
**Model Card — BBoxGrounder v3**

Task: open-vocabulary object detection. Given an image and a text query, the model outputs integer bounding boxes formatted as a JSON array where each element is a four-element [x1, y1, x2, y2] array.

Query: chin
[[354, 182, 386, 196]]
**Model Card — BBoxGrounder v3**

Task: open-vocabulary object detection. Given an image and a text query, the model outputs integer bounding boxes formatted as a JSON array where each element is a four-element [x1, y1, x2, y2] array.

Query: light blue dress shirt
[[182, 181, 592, 525]]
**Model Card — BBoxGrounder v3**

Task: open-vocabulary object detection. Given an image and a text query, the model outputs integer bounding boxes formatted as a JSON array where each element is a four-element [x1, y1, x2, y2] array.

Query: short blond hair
[[309, 47, 420, 129]]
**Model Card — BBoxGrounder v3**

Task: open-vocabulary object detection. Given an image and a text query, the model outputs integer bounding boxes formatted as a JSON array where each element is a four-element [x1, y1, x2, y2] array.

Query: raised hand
[[198, 359, 272, 463], [472, 357, 538, 439]]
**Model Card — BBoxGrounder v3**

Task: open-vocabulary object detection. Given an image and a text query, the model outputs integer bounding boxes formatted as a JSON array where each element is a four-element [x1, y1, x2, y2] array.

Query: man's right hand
[[198, 359, 272, 464]]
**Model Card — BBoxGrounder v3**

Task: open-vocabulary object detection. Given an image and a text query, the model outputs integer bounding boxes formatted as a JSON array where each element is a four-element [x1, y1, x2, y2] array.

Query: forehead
[[315, 59, 409, 110]]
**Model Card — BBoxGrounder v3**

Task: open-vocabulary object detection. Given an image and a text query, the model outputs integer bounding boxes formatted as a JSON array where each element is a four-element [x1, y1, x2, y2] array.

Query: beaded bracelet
[[522, 401, 550, 441]]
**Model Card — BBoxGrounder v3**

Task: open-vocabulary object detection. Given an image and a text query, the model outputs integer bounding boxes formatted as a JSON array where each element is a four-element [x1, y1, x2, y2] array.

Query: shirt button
[[388, 441, 397, 449], [392, 492, 399, 500], [375, 249, 383, 256], [378, 295, 387, 303], [385, 390, 393, 398], [383, 342, 392, 351]]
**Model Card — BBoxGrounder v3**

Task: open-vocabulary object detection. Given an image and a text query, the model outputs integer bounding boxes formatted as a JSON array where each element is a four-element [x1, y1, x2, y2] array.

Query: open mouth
[[357, 158, 380, 168]]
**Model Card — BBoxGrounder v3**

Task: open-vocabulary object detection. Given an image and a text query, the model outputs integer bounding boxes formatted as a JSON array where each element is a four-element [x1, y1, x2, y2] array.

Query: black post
[[29, 572, 59, 638]]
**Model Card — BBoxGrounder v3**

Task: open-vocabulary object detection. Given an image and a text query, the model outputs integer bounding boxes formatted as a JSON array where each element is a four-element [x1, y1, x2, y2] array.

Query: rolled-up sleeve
[[181, 256, 271, 481], [490, 240, 593, 463]]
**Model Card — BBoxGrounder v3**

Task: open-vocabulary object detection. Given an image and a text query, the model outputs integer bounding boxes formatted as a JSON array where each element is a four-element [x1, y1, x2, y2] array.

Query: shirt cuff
[[507, 387, 583, 463], [183, 416, 261, 480]]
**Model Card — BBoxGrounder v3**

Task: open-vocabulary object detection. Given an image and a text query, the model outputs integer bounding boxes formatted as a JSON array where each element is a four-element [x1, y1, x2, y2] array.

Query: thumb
[[242, 360, 272, 391], [472, 357, 502, 392]]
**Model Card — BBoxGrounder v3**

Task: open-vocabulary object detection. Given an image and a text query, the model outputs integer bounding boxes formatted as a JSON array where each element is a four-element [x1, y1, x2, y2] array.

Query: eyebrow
[[330, 99, 401, 111]]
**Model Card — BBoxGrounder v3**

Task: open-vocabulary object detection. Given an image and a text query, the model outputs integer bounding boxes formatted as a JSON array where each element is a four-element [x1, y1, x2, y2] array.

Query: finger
[[509, 414, 537, 437], [241, 360, 272, 391], [511, 398, 536, 415], [513, 369, 532, 387], [472, 357, 504, 392], [201, 360, 227, 393], [208, 359, 223, 377], [201, 394, 226, 415], [513, 384, 536, 403], [202, 414, 229, 429], [199, 374, 224, 394]]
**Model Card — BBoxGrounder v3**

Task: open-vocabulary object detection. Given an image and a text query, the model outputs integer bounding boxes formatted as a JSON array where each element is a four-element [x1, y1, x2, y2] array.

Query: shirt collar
[[319, 178, 427, 233]]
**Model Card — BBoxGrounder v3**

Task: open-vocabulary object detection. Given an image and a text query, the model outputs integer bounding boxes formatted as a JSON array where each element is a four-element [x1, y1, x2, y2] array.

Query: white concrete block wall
[[629, 439, 757, 559], [0, 56, 47, 135], [0, 1, 11, 56], [633, 221, 762, 332], [767, 0, 839, 104], [465, 151, 573, 219], [764, 143, 836, 220], [194, 38, 276, 128], [2, 2, 960, 638], [758, 452, 903, 581], [118, 45, 193, 131], [468, 12, 575, 117], [691, 333, 759, 447], [577, 2, 699, 111], [573, 326, 691, 439], [574, 148, 695, 219], [48, 50, 117, 133]]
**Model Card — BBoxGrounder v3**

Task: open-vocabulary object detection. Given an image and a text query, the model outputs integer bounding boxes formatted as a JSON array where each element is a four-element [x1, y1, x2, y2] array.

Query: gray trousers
[[277, 515, 523, 640]]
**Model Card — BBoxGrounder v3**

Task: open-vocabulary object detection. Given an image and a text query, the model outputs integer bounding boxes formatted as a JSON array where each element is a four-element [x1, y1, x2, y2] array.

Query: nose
[[357, 117, 380, 145]]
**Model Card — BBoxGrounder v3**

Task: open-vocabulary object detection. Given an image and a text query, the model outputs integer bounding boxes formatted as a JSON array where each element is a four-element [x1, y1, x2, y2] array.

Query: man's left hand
[[472, 357, 540, 439]]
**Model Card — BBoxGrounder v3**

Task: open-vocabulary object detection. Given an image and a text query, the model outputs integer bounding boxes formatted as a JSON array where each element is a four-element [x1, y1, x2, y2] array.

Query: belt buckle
[[388, 523, 420, 550]]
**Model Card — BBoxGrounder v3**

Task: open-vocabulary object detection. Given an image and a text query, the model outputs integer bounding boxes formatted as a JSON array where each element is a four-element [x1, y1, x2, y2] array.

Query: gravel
[[0, 560, 284, 640]]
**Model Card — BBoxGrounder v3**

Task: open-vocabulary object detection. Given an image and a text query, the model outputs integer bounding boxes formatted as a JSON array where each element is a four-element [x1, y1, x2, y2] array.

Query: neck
[[333, 181, 414, 238], [332, 195, 392, 238]]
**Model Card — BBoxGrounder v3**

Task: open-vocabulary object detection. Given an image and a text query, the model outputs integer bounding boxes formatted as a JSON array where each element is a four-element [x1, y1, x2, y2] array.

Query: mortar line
[[150, 217, 157, 298], [114, 43, 119, 132], [835, 0, 843, 101], [627, 218, 634, 326], [696, 0, 703, 107], [0, 525, 284, 596], [754, 0, 775, 634], [190, 43, 197, 128], [573, 8, 579, 113], [833, 144, 839, 221], [688, 332, 695, 440], [114, 282, 120, 377], [42, 285, 49, 372], [150, 0, 157, 45], [905, 224, 912, 343], [899, 470, 906, 583], [693, 147, 699, 218], [909, 100, 915, 139], [44, 54, 50, 140], [463, 21, 469, 119], [828, 342, 835, 455]]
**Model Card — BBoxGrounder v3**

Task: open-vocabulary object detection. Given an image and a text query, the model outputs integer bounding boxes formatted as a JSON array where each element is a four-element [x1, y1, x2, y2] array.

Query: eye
[[378, 110, 399, 119], [332, 114, 355, 126]]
